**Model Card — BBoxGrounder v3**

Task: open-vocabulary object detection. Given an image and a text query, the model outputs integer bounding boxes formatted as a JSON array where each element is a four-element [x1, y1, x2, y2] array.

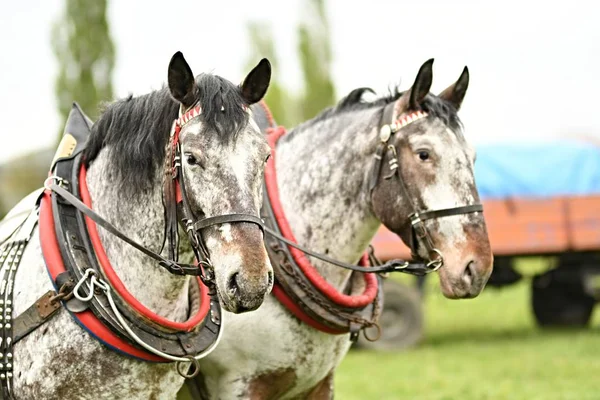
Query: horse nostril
[[267, 270, 274, 288], [228, 272, 240, 296], [463, 261, 474, 285]]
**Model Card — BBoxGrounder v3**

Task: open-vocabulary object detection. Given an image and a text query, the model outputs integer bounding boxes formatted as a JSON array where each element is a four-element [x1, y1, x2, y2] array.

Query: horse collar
[[256, 105, 383, 340]]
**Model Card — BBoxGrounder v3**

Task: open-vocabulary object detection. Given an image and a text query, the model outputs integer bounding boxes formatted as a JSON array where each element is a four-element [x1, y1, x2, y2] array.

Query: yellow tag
[[51, 133, 77, 166]]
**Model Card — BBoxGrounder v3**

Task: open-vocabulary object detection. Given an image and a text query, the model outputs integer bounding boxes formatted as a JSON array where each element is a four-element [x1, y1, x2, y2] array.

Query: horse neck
[[85, 149, 191, 321], [275, 107, 382, 289]]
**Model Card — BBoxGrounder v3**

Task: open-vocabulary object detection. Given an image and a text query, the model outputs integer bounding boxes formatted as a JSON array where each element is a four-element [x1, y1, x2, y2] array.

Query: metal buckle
[[426, 249, 444, 271], [43, 176, 66, 191], [392, 261, 410, 272]]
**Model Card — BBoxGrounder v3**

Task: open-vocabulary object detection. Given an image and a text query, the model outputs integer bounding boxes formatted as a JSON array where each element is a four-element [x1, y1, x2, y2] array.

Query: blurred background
[[1, 1, 600, 399]]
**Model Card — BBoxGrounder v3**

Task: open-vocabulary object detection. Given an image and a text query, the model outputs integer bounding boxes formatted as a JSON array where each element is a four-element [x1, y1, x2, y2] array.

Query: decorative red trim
[[39, 192, 166, 362], [79, 166, 209, 332], [177, 105, 202, 127], [264, 127, 378, 309]]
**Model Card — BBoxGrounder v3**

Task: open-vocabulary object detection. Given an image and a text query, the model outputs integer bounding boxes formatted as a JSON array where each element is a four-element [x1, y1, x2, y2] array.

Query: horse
[[188, 59, 494, 399], [1, 51, 274, 399]]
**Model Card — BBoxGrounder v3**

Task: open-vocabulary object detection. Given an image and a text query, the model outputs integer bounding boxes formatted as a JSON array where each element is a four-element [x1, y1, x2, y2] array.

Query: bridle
[[161, 102, 266, 282], [368, 102, 484, 272], [49, 103, 265, 286]]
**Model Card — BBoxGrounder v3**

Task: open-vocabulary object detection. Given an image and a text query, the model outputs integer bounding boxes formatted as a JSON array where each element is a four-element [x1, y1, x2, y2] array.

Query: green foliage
[[0, 0, 116, 218], [244, 0, 336, 127], [52, 0, 114, 141], [0, 148, 54, 218], [245, 22, 298, 127], [297, 0, 336, 121]]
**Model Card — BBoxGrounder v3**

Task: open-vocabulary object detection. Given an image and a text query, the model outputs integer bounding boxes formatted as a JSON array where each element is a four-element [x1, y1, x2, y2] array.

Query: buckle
[[426, 249, 444, 271], [44, 176, 67, 191]]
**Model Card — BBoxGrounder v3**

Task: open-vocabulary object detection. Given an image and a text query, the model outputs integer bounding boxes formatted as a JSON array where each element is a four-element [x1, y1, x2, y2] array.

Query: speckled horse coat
[[7, 52, 274, 399], [191, 60, 493, 399]]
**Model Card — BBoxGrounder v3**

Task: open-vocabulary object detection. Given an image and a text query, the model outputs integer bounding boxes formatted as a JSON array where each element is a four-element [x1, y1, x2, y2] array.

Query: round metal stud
[[379, 125, 391, 142]]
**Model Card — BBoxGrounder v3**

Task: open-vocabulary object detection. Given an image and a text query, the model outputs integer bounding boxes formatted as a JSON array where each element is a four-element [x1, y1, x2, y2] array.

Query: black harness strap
[[193, 214, 265, 231], [49, 182, 205, 277]]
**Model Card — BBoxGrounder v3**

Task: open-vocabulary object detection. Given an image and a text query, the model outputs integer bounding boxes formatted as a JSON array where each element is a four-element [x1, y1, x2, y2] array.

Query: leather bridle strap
[[412, 204, 483, 221], [193, 214, 265, 231], [49, 183, 204, 276]]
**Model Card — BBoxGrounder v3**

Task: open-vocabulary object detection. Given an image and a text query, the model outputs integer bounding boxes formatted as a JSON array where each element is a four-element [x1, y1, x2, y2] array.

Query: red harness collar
[[40, 163, 212, 361], [264, 123, 379, 334]]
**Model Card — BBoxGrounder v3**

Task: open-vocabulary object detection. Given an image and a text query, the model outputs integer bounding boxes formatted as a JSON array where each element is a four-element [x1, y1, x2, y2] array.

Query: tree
[[52, 0, 115, 141], [245, 22, 300, 127], [297, 0, 336, 121], [0, 0, 116, 218], [244, 0, 336, 127]]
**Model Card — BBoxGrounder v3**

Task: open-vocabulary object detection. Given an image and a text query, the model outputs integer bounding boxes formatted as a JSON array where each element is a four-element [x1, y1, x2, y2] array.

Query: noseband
[[368, 102, 483, 272]]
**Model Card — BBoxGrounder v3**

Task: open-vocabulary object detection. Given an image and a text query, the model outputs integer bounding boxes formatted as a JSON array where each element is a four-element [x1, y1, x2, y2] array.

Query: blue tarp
[[473, 141, 600, 199]]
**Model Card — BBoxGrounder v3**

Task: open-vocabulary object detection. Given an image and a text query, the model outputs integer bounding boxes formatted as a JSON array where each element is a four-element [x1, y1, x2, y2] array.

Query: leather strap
[[193, 214, 264, 232], [263, 226, 432, 275], [49, 183, 205, 277], [412, 204, 483, 221]]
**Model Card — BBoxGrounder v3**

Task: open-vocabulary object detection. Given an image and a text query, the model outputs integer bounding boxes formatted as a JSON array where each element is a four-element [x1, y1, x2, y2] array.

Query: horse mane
[[300, 86, 462, 131], [83, 73, 249, 191]]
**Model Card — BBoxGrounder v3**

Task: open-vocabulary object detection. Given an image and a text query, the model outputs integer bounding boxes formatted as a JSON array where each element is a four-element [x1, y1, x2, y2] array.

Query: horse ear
[[439, 66, 469, 110], [168, 51, 197, 108], [240, 58, 271, 105], [395, 59, 434, 114]]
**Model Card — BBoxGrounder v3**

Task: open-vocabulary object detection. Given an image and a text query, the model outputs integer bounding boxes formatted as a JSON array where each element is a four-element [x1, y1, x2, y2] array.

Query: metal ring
[[426, 249, 444, 271], [176, 357, 201, 379], [363, 322, 382, 342]]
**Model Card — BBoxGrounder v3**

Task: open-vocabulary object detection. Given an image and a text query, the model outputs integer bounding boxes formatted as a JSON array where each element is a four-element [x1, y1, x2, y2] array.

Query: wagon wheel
[[356, 279, 423, 351], [531, 268, 595, 327]]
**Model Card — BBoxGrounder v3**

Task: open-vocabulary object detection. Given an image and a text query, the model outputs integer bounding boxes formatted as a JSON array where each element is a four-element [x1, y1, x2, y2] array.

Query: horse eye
[[418, 151, 430, 161], [185, 154, 197, 165]]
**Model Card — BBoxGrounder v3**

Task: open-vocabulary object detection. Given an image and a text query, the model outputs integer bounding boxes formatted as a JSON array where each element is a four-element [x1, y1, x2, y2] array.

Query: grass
[[335, 276, 600, 400]]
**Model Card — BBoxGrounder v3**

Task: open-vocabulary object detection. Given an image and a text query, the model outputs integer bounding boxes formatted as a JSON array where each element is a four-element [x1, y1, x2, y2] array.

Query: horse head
[[167, 52, 273, 312], [370, 59, 493, 298]]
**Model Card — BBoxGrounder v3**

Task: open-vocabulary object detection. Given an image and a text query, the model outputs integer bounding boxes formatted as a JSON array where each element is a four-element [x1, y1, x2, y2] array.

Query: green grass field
[[335, 276, 600, 400]]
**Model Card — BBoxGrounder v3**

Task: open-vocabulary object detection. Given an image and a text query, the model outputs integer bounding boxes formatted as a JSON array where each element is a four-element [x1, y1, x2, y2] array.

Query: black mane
[[83, 73, 248, 191], [305, 86, 462, 130]]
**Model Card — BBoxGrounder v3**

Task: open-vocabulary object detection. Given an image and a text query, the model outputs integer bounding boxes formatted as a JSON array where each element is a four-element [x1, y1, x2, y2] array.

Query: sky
[[0, 0, 599, 164]]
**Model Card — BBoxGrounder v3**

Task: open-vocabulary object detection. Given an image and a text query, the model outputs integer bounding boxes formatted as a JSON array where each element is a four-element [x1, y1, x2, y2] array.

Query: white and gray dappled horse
[[186, 59, 494, 399], [0, 52, 275, 399]]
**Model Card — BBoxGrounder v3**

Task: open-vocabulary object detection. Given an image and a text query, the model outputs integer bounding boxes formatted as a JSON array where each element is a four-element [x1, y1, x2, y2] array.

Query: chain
[[49, 279, 75, 304]]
